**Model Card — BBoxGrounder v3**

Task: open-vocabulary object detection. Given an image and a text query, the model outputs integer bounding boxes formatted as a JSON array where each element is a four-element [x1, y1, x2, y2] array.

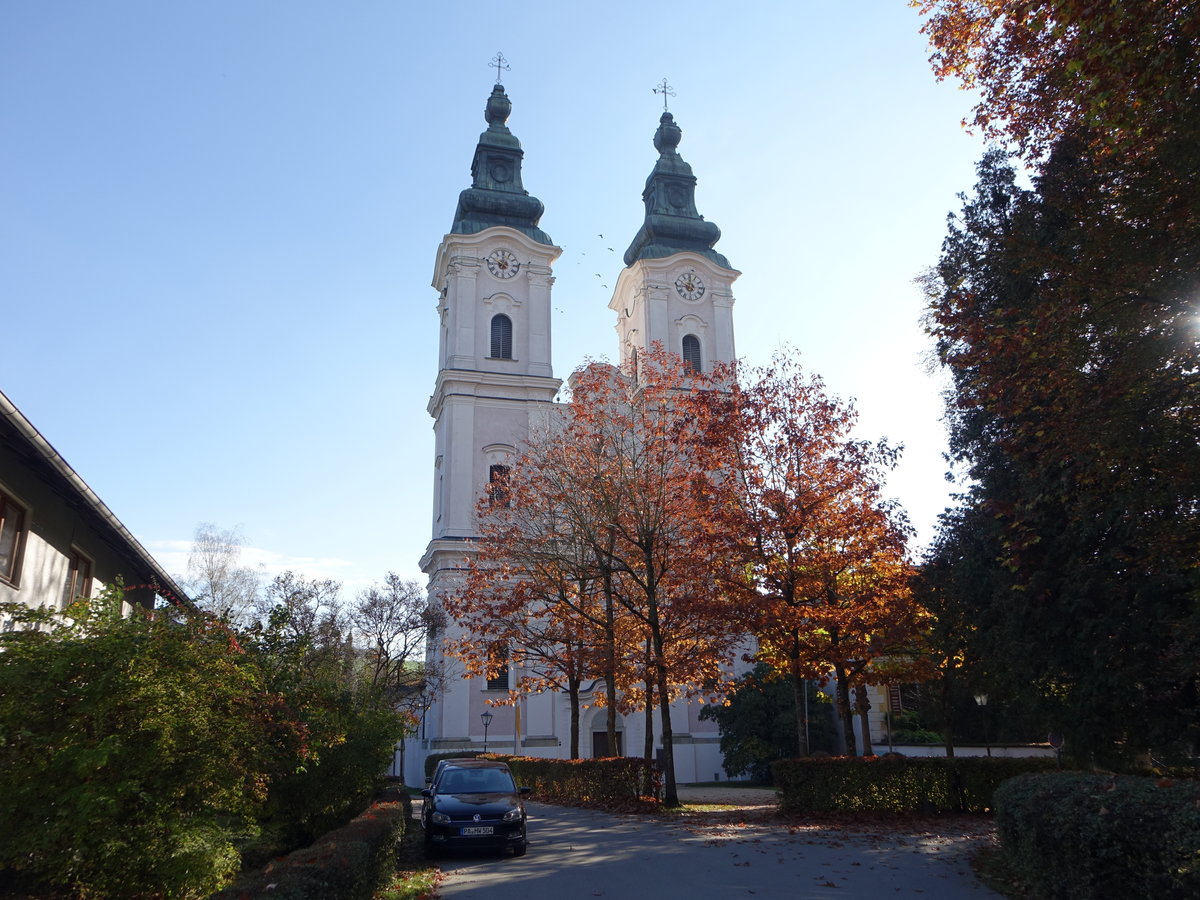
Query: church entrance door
[[592, 731, 623, 758]]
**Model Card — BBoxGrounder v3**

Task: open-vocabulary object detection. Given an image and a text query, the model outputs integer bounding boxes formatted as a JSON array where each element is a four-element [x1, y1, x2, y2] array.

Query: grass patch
[[376, 867, 439, 900], [374, 815, 440, 900]]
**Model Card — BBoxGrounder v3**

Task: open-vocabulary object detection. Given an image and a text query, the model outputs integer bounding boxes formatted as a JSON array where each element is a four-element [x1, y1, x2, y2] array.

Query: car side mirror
[[421, 788, 433, 798], [519, 786, 532, 795]]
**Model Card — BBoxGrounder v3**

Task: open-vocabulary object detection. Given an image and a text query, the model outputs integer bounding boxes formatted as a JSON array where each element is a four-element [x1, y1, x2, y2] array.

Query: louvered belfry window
[[682, 334, 702, 373], [490, 314, 513, 359]]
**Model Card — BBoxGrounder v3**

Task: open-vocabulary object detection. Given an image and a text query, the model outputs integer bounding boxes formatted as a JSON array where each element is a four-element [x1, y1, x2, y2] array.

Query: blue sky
[[2, 1, 987, 596]]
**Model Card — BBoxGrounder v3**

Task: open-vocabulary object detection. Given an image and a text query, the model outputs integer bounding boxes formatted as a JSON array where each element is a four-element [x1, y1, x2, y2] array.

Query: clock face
[[675, 272, 705, 301], [487, 248, 519, 279]]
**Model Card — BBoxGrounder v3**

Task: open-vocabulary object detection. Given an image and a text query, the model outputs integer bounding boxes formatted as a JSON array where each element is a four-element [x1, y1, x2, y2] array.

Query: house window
[[490, 314, 513, 359], [488, 464, 511, 508], [682, 334, 702, 373], [486, 644, 510, 691], [0, 490, 26, 586], [62, 549, 93, 608]]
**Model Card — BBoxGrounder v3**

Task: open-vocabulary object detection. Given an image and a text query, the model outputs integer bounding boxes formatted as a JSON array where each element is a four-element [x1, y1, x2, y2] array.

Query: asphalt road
[[433, 801, 1004, 899]]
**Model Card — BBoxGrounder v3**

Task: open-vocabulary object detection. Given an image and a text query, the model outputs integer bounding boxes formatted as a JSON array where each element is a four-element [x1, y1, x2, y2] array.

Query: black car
[[425, 757, 476, 790], [421, 759, 530, 857]]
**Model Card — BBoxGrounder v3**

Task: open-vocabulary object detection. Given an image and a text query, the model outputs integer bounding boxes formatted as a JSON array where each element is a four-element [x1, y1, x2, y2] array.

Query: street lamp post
[[974, 693, 991, 757], [481, 710, 493, 753]]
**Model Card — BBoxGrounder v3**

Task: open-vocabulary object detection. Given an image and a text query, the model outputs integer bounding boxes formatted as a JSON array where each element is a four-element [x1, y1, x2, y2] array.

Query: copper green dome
[[623, 112, 729, 268], [451, 85, 552, 246]]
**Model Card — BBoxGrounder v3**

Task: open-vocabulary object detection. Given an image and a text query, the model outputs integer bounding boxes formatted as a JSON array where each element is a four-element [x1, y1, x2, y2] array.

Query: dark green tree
[[700, 664, 836, 781], [922, 134, 1200, 763]]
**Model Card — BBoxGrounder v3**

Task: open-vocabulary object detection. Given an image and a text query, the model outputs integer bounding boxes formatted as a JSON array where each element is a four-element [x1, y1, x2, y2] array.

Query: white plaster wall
[[0, 531, 67, 612]]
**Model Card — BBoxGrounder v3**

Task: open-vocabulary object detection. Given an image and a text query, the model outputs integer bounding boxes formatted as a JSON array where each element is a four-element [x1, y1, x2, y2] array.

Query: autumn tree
[[447, 351, 744, 805], [693, 354, 927, 756], [914, 0, 1200, 163], [568, 355, 745, 804], [446, 460, 632, 760]]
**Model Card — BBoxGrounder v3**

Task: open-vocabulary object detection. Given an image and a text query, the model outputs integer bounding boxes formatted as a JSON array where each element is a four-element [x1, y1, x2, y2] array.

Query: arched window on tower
[[682, 334, 702, 373], [488, 464, 511, 507], [490, 314, 513, 359]]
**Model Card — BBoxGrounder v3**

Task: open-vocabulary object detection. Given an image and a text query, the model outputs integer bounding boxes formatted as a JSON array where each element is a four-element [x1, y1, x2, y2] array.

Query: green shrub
[[0, 590, 297, 899], [772, 755, 1059, 814], [886, 711, 943, 744], [0, 585, 407, 899], [260, 689, 403, 848], [953, 757, 1059, 812], [995, 773, 1200, 899]]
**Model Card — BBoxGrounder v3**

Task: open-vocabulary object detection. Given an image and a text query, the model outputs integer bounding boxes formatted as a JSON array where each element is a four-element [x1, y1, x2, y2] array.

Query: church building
[[413, 80, 742, 785]]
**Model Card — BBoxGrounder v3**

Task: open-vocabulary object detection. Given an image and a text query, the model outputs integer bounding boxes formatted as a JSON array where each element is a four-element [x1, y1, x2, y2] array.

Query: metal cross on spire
[[490, 51, 510, 84], [653, 77, 675, 111]]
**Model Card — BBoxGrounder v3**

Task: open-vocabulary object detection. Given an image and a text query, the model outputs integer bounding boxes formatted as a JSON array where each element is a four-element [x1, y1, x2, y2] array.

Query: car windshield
[[439, 768, 516, 793]]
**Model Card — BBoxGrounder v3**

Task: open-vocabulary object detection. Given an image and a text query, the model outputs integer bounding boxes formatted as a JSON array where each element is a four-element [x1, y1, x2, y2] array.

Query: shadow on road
[[433, 802, 1002, 900]]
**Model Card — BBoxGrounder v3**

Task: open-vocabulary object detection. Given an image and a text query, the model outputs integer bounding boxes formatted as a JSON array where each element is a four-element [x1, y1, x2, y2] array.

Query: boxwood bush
[[995, 773, 1200, 898], [772, 755, 1059, 814]]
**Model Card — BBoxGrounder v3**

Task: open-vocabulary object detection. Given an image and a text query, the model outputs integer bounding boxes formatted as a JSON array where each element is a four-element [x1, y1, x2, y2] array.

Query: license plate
[[461, 826, 494, 836]]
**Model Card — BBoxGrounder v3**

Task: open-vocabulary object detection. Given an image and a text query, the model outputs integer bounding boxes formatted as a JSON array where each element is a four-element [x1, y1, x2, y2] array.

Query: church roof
[[623, 111, 730, 268], [450, 84, 553, 246]]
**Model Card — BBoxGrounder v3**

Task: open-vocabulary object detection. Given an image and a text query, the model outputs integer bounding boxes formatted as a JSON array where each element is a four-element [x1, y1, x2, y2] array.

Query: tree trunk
[[606, 691, 618, 757], [568, 678, 581, 759], [644, 582, 677, 806], [941, 673, 955, 758], [603, 572, 619, 756], [790, 662, 809, 756], [833, 662, 856, 756], [656, 661, 677, 806], [643, 666, 655, 761], [854, 682, 873, 756]]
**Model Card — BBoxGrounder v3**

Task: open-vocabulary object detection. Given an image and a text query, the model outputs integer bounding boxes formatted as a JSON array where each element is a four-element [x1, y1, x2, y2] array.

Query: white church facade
[[409, 81, 752, 785]]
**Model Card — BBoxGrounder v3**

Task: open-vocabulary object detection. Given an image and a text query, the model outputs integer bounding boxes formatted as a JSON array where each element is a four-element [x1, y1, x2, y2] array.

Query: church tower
[[609, 110, 739, 372], [420, 82, 561, 752], [412, 87, 742, 782]]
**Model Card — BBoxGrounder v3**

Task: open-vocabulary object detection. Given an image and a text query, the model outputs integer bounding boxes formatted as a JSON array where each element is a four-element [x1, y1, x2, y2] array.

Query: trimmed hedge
[[995, 773, 1200, 899], [438, 754, 662, 810], [772, 755, 1060, 814], [211, 787, 410, 900]]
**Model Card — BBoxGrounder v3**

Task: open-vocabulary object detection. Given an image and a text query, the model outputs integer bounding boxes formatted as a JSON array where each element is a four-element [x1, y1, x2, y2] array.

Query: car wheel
[[512, 841, 527, 857]]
